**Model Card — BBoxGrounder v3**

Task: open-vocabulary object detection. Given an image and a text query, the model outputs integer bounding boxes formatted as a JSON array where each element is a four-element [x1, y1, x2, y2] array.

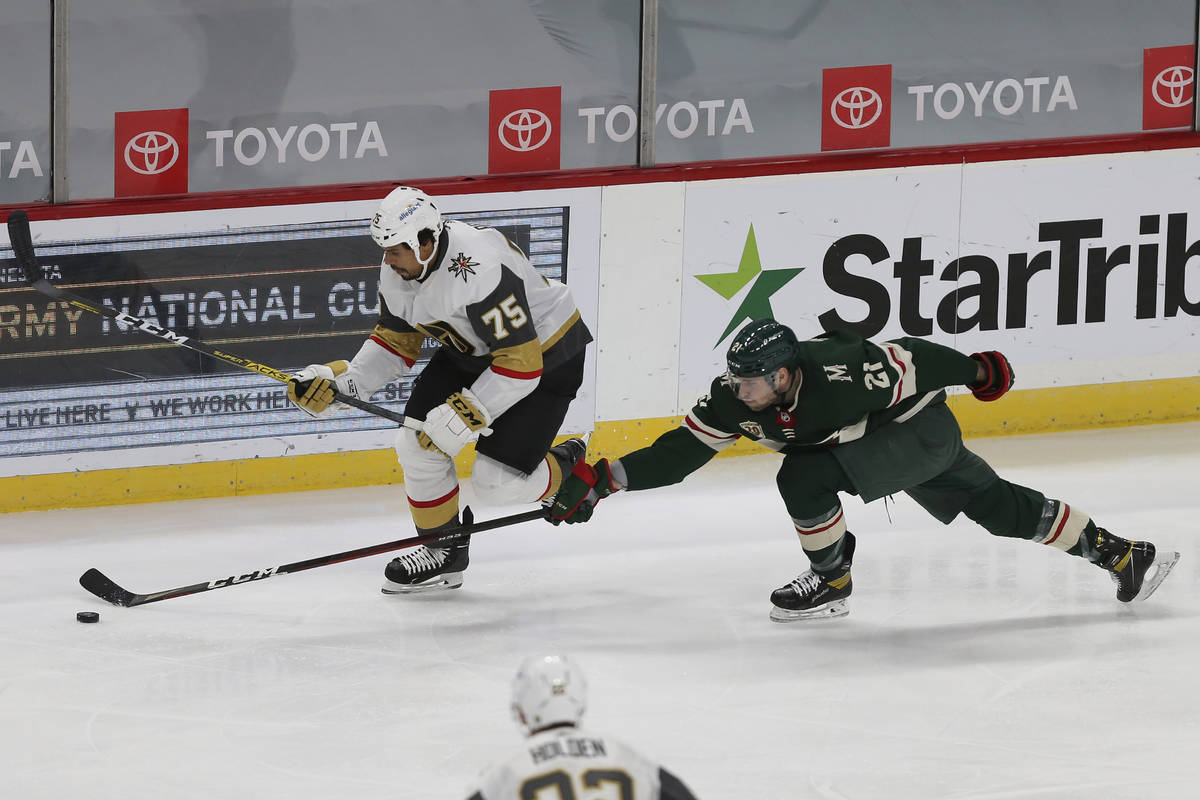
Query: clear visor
[[725, 371, 774, 393]]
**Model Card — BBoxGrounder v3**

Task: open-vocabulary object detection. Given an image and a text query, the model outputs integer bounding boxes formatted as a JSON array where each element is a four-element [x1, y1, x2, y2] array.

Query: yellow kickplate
[[2, 377, 1197, 513]]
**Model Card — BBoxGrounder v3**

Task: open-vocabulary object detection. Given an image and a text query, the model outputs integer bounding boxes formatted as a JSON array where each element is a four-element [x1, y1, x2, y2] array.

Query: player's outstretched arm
[[547, 391, 732, 525], [548, 458, 621, 524], [968, 350, 1015, 401]]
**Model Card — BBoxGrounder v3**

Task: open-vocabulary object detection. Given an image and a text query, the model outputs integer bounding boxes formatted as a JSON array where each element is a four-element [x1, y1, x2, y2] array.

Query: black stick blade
[[5, 209, 38, 283], [80, 568, 137, 607]]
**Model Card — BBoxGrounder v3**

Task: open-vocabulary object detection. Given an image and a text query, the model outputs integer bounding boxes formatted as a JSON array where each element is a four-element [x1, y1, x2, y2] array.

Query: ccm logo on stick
[[208, 568, 280, 589], [114, 310, 190, 344]]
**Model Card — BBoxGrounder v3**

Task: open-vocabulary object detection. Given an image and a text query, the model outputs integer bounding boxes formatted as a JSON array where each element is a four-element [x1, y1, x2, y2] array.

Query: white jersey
[[369, 219, 590, 416], [466, 725, 698, 800]]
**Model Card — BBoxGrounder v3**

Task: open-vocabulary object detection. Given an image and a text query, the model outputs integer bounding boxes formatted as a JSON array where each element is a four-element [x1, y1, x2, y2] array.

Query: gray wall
[[654, 0, 1195, 160], [0, 4, 52, 202], [0, 0, 1192, 204]]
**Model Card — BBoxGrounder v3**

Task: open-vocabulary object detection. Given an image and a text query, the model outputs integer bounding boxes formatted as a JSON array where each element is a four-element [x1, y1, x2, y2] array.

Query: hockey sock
[[793, 506, 849, 573]]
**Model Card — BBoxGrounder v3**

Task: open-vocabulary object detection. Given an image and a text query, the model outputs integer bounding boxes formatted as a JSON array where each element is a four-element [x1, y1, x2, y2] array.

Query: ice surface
[[2, 422, 1197, 799]]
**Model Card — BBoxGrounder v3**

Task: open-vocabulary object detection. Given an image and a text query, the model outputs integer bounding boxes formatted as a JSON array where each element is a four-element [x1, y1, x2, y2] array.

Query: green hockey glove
[[969, 351, 1015, 401], [549, 459, 618, 525]]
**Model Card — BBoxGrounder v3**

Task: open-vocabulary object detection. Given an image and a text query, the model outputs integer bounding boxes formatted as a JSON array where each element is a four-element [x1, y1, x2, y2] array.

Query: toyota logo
[[1152, 65, 1194, 108], [497, 108, 552, 152], [830, 86, 883, 130], [124, 130, 180, 175]]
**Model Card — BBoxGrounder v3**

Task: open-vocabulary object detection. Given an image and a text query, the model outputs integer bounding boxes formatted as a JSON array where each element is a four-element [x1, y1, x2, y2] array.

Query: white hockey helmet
[[370, 185, 443, 277], [511, 654, 587, 735]]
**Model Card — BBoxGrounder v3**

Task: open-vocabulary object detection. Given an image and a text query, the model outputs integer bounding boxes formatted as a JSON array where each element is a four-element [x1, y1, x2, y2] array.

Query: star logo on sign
[[694, 225, 804, 347], [447, 252, 479, 281]]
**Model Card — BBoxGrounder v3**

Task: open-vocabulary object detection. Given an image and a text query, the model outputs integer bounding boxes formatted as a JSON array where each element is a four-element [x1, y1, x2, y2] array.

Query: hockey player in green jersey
[[549, 318, 1180, 622]]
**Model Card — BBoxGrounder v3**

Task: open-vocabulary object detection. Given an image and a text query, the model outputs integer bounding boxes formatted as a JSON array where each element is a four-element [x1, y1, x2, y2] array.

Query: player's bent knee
[[394, 428, 447, 467], [471, 456, 527, 504]]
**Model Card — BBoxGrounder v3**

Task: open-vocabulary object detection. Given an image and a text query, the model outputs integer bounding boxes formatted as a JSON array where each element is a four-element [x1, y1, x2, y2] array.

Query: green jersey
[[619, 330, 980, 490]]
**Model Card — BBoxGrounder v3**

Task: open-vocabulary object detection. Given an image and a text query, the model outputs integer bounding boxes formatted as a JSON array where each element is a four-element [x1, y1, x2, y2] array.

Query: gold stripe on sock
[[408, 491, 460, 531], [539, 455, 564, 502]]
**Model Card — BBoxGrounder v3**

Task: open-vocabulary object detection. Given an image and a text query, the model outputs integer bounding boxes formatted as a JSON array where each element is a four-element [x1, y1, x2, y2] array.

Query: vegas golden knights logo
[[416, 321, 474, 354]]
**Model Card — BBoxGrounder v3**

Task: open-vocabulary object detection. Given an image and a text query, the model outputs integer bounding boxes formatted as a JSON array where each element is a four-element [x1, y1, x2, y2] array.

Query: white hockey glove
[[418, 388, 493, 457], [287, 361, 352, 418]]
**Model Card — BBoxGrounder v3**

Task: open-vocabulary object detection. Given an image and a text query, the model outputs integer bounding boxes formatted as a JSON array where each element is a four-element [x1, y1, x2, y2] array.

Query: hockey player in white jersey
[[466, 655, 699, 800], [287, 186, 591, 593]]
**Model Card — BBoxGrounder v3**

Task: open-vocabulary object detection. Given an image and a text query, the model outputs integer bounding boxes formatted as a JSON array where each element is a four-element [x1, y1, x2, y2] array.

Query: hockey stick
[[5, 209, 419, 430], [78, 505, 548, 607]]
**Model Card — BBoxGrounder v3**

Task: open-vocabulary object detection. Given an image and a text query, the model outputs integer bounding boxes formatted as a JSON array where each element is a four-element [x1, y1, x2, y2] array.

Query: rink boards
[[2, 148, 1199, 510]]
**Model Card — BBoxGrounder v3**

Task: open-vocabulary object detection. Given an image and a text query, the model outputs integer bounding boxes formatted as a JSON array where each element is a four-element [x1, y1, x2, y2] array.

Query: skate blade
[[1133, 551, 1181, 602], [380, 571, 465, 595], [769, 598, 849, 623]]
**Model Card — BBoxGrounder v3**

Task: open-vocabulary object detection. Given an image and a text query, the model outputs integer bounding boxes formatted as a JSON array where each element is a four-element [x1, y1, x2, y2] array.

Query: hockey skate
[[770, 532, 856, 622], [549, 437, 588, 473], [1092, 527, 1180, 602], [541, 437, 589, 509], [381, 536, 470, 594]]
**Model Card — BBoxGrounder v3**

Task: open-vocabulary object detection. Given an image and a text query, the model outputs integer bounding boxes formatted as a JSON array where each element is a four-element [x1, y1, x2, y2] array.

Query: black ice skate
[[1092, 527, 1180, 602], [770, 532, 856, 622], [381, 536, 470, 594], [541, 437, 589, 508], [549, 437, 588, 473]]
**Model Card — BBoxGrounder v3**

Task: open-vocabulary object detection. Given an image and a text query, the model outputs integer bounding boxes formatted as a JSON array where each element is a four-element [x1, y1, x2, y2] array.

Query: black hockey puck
[[76, 611, 100, 623]]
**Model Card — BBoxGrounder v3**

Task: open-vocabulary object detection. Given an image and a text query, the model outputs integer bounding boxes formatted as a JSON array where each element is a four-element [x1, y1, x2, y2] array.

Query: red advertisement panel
[[114, 108, 189, 197], [821, 65, 892, 152], [488, 86, 561, 174], [1143, 46, 1195, 130]]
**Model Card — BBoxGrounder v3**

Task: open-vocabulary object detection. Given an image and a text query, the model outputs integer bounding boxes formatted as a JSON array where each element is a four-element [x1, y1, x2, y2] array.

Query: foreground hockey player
[[549, 318, 1180, 621], [288, 186, 590, 593], [465, 654, 699, 800]]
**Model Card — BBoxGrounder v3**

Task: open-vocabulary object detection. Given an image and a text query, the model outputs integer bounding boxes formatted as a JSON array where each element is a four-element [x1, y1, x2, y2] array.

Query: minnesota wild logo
[[694, 225, 804, 347], [739, 421, 765, 438], [447, 252, 479, 281]]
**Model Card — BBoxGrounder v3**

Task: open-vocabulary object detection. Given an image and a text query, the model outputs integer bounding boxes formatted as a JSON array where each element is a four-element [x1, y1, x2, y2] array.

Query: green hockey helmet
[[726, 318, 800, 379]]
